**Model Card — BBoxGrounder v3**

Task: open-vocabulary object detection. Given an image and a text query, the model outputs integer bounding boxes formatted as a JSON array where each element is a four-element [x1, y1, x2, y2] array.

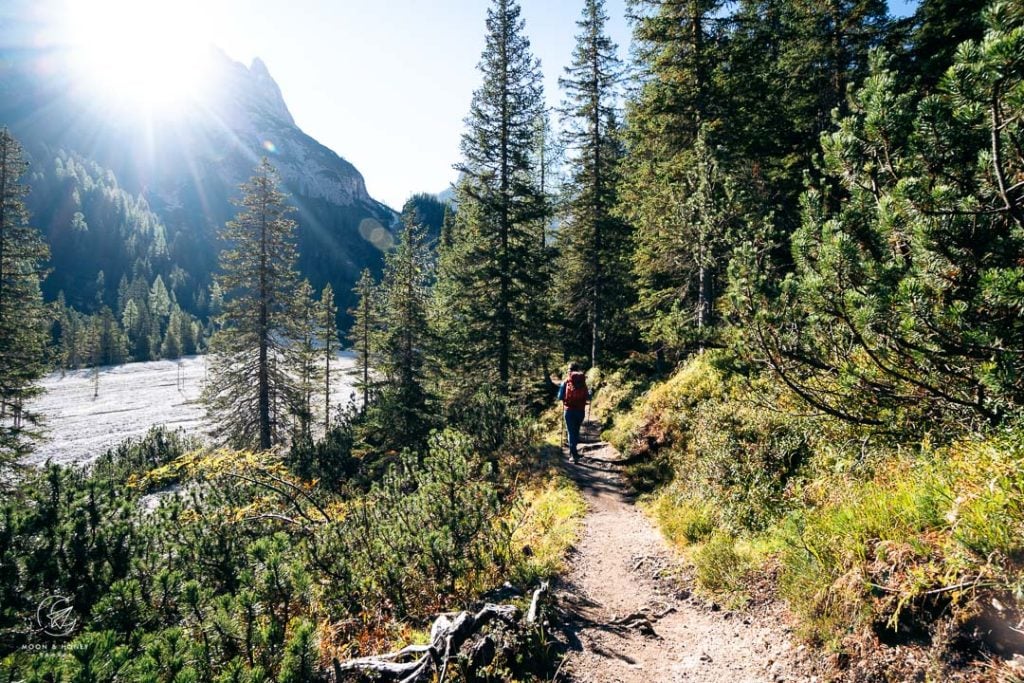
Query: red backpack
[[563, 372, 589, 411]]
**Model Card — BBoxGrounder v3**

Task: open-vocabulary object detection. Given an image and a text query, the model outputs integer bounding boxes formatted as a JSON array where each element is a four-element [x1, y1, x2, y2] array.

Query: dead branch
[[527, 581, 549, 625], [332, 602, 524, 682]]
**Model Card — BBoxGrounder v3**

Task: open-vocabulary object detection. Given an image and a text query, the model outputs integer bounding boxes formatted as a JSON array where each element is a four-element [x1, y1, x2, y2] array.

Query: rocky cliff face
[[198, 51, 378, 210]]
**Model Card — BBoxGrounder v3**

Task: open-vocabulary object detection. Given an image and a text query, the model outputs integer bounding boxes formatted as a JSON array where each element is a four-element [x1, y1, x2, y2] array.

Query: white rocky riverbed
[[24, 354, 358, 468]]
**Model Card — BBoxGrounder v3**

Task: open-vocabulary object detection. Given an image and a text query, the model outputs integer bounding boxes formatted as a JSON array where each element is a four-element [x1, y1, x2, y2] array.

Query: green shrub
[[776, 433, 1024, 644], [688, 397, 809, 532], [692, 532, 751, 594], [651, 492, 718, 546]]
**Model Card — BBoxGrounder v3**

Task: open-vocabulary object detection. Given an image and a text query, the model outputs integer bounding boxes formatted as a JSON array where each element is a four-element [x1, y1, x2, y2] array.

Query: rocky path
[[554, 422, 816, 683]]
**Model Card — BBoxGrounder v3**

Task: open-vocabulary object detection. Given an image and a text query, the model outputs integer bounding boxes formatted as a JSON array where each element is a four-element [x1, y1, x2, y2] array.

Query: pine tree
[[556, 0, 632, 366], [290, 279, 318, 443], [149, 275, 171, 319], [202, 159, 302, 450], [161, 320, 182, 360], [729, 6, 1024, 431], [95, 306, 128, 365], [376, 215, 433, 448], [438, 0, 549, 392], [317, 283, 339, 432], [348, 269, 380, 412], [0, 128, 49, 464], [619, 0, 733, 354]]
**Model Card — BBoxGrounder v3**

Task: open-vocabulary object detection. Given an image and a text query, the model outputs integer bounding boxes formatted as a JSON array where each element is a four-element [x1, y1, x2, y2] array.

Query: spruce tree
[[556, 0, 632, 366], [290, 279, 318, 442], [348, 269, 380, 411], [0, 128, 49, 464], [376, 215, 433, 447], [203, 159, 302, 450], [438, 0, 548, 391], [619, 0, 734, 353], [317, 283, 339, 432]]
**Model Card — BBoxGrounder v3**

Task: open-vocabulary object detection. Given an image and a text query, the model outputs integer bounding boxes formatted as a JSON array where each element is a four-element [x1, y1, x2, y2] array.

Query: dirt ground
[[553, 421, 818, 683]]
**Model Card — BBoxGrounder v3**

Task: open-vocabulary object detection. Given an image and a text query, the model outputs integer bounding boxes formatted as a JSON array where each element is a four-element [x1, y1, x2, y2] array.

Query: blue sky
[[206, 0, 638, 208], [54, 0, 918, 209]]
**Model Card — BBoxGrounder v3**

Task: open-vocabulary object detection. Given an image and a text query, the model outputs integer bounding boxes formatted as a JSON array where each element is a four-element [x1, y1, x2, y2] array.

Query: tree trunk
[[258, 191, 272, 450], [498, 33, 512, 391]]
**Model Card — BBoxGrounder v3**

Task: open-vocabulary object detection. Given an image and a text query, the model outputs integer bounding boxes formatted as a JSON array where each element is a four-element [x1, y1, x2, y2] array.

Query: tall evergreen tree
[[438, 0, 548, 391], [290, 279, 319, 442], [348, 269, 380, 411], [556, 0, 632, 366], [376, 215, 434, 447], [317, 283, 339, 432], [619, 0, 732, 354], [714, 0, 890, 243], [202, 159, 301, 450], [0, 129, 49, 465]]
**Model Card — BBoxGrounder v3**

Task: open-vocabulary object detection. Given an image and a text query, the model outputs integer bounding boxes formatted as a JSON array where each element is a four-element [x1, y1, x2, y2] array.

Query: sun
[[64, 0, 212, 112]]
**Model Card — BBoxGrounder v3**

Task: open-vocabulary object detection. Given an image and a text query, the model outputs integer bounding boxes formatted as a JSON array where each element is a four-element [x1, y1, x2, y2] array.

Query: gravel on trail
[[555, 422, 817, 683]]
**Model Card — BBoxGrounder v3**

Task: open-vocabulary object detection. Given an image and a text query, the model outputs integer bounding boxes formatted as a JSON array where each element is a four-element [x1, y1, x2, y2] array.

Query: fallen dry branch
[[527, 581, 549, 625], [333, 602, 526, 683]]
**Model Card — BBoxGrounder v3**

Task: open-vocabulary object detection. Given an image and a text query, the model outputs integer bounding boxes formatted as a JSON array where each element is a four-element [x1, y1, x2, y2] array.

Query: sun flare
[[65, 0, 212, 111]]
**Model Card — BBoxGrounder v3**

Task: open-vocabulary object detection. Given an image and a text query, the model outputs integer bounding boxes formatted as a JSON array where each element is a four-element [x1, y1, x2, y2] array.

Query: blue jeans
[[564, 409, 585, 456]]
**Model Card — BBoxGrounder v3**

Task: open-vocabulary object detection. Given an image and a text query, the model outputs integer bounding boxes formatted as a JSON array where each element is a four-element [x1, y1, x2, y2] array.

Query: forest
[[1, 0, 1022, 681]]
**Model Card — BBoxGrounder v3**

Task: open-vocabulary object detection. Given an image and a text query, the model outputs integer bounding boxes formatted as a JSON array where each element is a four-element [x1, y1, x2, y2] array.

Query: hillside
[[0, 46, 396, 326], [1, 0, 1023, 681]]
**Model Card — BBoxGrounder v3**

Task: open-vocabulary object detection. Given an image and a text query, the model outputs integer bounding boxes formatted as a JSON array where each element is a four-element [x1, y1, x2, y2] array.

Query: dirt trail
[[555, 421, 816, 683]]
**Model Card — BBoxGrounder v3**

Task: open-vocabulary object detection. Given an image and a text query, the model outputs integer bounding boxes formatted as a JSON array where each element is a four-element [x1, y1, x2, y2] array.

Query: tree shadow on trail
[[558, 419, 636, 504]]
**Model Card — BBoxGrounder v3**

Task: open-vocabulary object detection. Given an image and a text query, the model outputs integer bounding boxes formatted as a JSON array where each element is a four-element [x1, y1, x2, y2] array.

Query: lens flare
[[64, 0, 212, 112], [359, 218, 394, 251]]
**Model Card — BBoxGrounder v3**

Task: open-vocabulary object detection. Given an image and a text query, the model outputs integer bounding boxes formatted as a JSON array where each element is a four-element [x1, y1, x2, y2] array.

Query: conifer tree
[[317, 283, 339, 431], [619, 0, 734, 353], [348, 269, 380, 411], [95, 306, 128, 365], [377, 215, 433, 447], [290, 279, 318, 442], [0, 128, 49, 464], [556, 0, 632, 366], [161, 320, 182, 360], [152, 275, 172, 314], [438, 0, 548, 391], [203, 159, 302, 450], [907, 0, 985, 91], [730, 6, 1024, 430]]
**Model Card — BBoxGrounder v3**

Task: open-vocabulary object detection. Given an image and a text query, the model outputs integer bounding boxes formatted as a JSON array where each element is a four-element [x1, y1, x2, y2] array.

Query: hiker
[[558, 363, 589, 462]]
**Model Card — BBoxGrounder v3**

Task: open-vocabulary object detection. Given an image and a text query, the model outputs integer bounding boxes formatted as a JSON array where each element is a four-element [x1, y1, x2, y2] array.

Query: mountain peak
[[250, 57, 271, 77], [243, 56, 294, 126]]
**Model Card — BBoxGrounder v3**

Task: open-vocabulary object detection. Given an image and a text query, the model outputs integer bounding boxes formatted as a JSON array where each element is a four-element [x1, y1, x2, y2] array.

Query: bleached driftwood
[[527, 581, 549, 625], [333, 602, 523, 683]]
